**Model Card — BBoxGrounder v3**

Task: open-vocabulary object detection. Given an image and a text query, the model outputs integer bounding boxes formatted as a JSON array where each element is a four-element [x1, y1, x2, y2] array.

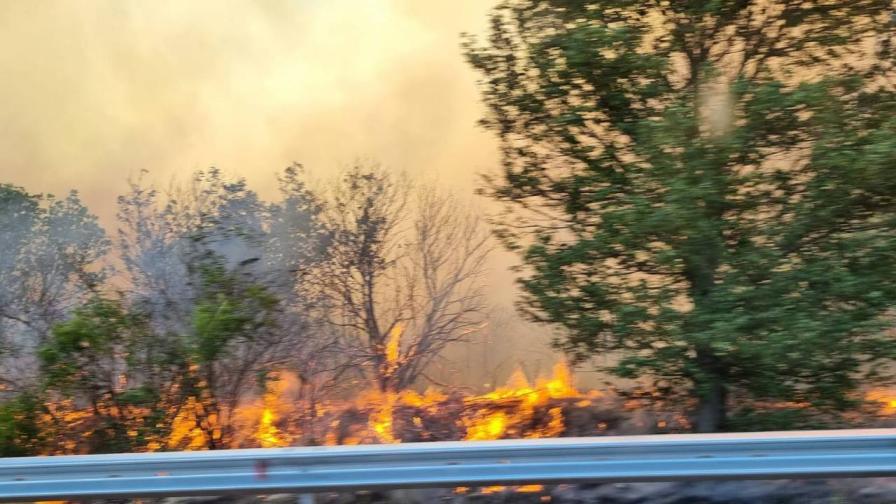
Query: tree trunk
[[375, 356, 391, 393], [695, 376, 727, 433]]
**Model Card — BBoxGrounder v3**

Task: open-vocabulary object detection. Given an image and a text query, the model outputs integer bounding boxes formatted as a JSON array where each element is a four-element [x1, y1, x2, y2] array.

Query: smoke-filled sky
[[0, 0, 497, 197], [0, 0, 498, 251], [0, 0, 561, 371]]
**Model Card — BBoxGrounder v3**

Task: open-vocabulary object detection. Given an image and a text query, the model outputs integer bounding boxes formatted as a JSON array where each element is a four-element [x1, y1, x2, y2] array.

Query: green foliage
[[41, 298, 136, 390], [726, 407, 835, 433], [466, 0, 896, 431], [39, 282, 283, 453], [173, 259, 282, 448], [190, 261, 279, 365], [40, 297, 181, 453], [0, 393, 44, 457]]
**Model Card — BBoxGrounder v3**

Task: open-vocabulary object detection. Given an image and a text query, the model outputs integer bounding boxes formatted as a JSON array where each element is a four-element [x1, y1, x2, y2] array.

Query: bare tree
[[393, 187, 491, 389], [314, 165, 491, 392]]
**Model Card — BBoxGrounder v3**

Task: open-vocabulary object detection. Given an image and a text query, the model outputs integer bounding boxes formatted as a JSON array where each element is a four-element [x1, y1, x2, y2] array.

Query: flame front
[[33, 358, 672, 457], [31, 355, 895, 500]]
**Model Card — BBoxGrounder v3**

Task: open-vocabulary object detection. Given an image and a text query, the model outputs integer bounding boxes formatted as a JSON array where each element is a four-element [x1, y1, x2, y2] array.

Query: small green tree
[[465, 0, 896, 431], [40, 297, 175, 453], [40, 266, 282, 453], [183, 260, 281, 448]]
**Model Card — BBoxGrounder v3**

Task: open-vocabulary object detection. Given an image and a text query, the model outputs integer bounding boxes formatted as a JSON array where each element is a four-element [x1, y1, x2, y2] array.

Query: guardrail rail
[[1, 429, 895, 501]]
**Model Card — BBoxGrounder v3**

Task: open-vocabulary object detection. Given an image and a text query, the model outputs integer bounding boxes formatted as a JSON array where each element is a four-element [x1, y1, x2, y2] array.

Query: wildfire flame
[[366, 389, 398, 444], [866, 388, 896, 414], [233, 359, 585, 448], [461, 362, 583, 442], [363, 323, 406, 443], [35, 355, 685, 461], [168, 397, 214, 450], [385, 323, 402, 372]]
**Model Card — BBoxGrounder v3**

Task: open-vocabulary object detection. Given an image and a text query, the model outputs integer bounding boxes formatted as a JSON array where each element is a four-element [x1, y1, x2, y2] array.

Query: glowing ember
[[480, 485, 544, 494]]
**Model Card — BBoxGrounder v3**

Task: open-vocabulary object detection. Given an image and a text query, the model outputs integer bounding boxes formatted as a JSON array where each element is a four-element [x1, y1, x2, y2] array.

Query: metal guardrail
[[1, 429, 895, 501]]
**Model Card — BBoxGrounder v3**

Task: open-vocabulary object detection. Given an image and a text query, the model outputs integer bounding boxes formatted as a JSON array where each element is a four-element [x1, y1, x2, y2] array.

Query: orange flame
[[385, 323, 402, 367], [40, 357, 600, 457], [462, 361, 579, 441], [866, 388, 896, 414], [168, 397, 212, 450], [367, 390, 398, 444]]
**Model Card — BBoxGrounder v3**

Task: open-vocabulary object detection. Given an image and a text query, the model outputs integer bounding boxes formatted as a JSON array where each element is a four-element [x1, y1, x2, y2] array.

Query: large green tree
[[465, 0, 896, 431]]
